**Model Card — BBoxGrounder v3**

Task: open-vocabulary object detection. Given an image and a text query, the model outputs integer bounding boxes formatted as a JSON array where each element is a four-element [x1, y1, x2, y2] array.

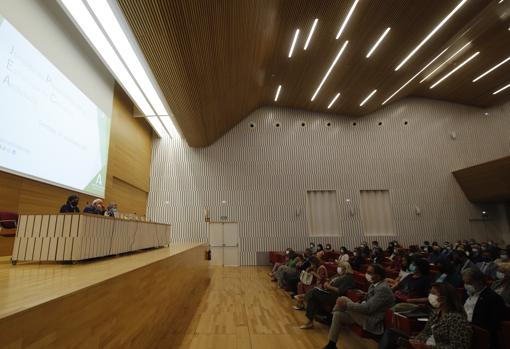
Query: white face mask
[[465, 284, 476, 296], [428, 294, 440, 308], [365, 273, 373, 283], [496, 271, 506, 280], [337, 267, 343, 275]]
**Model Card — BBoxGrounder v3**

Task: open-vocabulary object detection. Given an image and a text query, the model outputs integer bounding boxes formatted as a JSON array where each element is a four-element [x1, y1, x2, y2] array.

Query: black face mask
[[71, 201, 78, 207]]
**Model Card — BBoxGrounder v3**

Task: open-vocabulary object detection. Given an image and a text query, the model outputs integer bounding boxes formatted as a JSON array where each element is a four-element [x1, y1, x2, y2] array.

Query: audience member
[[325, 243, 333, 253], [350, 247, 365, 271], [427, 244, 443, 264], [274, 249, 299, 288], [59, 195, 80, 213], [309, 242, 317, 254], [316, 244, 325, 260], [452, 250, 476, 274], [434, 258, 463, 288], [421, 241, 432, 253], [321, 264, 394, 349], [299, 260, 355, 329], [360, 241, 370, 258], [476, 249, 499, 278], [462, 267, 505, 349], [105, 203, 118, 217], [386, 254, 412, 289], [393, 258, 431, 304], [491, 262, 510, 307], [83, 199, 105, 215], [338, 246, 350, 263], [294, 256, 327, 310]]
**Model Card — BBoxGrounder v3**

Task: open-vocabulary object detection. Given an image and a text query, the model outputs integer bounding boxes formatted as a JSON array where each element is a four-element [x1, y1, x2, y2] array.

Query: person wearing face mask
[[452, 250, 475, 274], [59, 194, 80, 213], [350, 247, 365, 271], [298, 260, 355, 329], [393, 258, 431, 304], [476, 249, 499, 278], [338, 246, 350, 263], [294, 256, 328, 310], [320, 264, 394, 349], [386, 254, 412, 289], [309, 242, 317, 254], [434, 258, 462, 288], [427, 244, 443, 264], [490, 262, 510, 307], [462, 267, 505, 349]]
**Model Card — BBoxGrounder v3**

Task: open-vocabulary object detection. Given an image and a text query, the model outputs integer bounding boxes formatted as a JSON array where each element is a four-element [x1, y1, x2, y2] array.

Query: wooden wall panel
[[0, 83, 152, 216], [0, 245, 209, 348]]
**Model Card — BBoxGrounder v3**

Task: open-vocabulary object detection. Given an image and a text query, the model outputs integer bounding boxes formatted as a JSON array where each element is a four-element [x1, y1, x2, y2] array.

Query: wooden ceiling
[[453, 156, 510, 203], [117, 0, 510, 147]]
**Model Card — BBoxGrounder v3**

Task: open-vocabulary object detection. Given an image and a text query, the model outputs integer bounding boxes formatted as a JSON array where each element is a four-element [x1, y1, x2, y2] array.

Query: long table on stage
[[0, 243, 209, 348]]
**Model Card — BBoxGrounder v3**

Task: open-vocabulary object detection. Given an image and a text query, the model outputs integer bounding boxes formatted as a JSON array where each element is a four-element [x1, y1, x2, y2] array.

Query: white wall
[[148, 98, 510, 265], [0, 0, 114, 116]]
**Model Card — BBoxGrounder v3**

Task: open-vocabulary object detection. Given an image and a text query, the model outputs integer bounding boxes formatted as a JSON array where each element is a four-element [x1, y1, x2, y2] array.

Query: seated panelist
[[59, 195, 80, 213], [83, 199, 105, 215]]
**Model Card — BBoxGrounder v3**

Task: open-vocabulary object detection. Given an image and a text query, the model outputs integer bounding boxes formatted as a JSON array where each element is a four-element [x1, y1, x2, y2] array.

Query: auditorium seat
[[498, 321, 510, 349], [471, 324, 490, 349], [0, 211, 18, 236]]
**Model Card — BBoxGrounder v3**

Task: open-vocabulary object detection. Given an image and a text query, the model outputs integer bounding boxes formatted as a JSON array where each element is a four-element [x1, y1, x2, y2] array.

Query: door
[[223, 223, 239, 266], [209, 223, 224, 266]]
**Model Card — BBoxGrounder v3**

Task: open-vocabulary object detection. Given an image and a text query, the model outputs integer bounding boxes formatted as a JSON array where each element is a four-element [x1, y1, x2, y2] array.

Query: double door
[[209, 222, 239, 266]]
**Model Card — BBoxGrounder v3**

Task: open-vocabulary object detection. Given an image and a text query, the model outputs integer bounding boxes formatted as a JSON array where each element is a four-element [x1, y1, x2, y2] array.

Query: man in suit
[[321, 264, 395, 349], [462, 267, 505, 349], [59, 195, 80, 213]]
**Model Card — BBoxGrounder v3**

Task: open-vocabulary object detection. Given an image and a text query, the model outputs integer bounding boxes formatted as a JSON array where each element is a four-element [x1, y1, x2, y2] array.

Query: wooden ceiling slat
[[117, 0, 509, 147]]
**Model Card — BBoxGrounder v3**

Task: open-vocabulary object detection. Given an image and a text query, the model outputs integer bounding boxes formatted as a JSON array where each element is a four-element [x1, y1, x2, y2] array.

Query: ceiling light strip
[[493, 83, 510, 95], [472, 56, 510, 82], [366, 27, 391, 58], [311, 40, 349, 101], [430, 51, 480, 89], [360, 89, 377, 107], [145, 117, 167, 138], [382, 47, 450, 105], [304, 19, 318, 50], [59, 0, 154, 116], [395, 0, 468, 71], [420, 42, 470, 83], [336, 0, 360, 39], [274, 85, 282, 101], [327, 93, 341, 109], [288, 29, 300, 58]]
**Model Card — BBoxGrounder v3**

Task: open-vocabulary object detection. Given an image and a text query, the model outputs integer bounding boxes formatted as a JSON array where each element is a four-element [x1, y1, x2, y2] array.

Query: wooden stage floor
[[180, 267, 377, 349]]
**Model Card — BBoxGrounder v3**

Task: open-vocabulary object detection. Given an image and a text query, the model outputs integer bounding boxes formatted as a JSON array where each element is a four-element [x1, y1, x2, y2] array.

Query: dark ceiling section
[[118, 0, 510, 147], [453, 156, 510, 203]]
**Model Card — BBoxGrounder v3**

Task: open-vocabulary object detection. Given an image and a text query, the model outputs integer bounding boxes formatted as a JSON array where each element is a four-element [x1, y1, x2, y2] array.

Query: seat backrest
[[0, 211, 18, 229], [471, 324, 490, 349], [498, 321, 510, 349]]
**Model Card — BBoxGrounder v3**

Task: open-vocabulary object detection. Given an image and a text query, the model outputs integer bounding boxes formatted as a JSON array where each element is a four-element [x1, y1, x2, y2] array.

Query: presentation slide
[[0, 14, 111, 198]]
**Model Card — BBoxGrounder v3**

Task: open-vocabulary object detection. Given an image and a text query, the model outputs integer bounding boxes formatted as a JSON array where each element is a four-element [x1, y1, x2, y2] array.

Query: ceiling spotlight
[[274, 85, 282, 101], [311, 40, 349, 101], [472, 56, 510, 82], [366, 27, 391, 58], [493, 82, 510, 95], [336, 0, 360, 39], [420, 42, 470, 83], [382, 47, 450, 105], [327, 93, 341, 109], [430, 51, 479, 89], [360, 89, 377, 107], [288, 29, 300, 58], [395, 0, 468, 71], [304, 19, 318, 50]]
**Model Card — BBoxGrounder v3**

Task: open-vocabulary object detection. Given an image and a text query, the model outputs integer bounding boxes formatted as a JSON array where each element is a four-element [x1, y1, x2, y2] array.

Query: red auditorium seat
[[471, 324, 490, 349], [353, 271, 370, 292], [323, 261, 337, 277], [0, 211, 18, 236]]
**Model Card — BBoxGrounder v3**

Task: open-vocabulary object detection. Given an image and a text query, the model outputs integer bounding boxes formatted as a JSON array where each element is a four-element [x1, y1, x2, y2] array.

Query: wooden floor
[[179, 267, 377, 349]]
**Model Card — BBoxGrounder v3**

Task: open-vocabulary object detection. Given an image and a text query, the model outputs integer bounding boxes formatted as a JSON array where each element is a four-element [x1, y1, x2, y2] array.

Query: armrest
[[0, 219, 17, 228]]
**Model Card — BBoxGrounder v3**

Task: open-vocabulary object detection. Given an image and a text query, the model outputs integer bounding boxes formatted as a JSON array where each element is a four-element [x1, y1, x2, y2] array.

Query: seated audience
[[393, 258, 431, 303], [316, 244, 325, 259], [452, 250, 476, 274], [386, 254, 412, 289], [83, 199, 105, 215], [59, 195, 80, 213], [268, 247, 292, 279], [379, 283, 472, 349], [360, 241, 370, 258], [299, 260, 355, 329], [476, 249, 499, 279], [324, 243, 333, 253], [309, 242, 317, 254], [105, 203, 118, 217], [371, 240, 383, 259], [273, 249, 299, 288], [294, 256, 328, 310], [427, 244, 443, 264], [421, 240, 432, 253], [350, 247, 365, 271], [338, 246, 350, 263], [462, 267, 505, 349], [321, 264, 395, 349], [491, 262, 510, 307], [434, 258, 463, 288]]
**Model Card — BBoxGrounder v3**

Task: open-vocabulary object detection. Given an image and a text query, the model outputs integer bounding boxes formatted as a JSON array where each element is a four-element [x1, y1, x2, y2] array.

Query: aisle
[[178, 266, 377, 349]]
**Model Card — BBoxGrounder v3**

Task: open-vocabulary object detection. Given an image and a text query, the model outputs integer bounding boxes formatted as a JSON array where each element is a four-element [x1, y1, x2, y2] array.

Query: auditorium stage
[[0, 243, 209, 348]]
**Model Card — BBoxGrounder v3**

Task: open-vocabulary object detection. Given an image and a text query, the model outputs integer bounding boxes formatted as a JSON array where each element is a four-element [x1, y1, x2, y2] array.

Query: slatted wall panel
[[148, 98, 510, 265]]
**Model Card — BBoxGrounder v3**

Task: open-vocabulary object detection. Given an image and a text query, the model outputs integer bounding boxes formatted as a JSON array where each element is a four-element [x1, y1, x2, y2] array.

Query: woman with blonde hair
[[299, 260, 356, 329]]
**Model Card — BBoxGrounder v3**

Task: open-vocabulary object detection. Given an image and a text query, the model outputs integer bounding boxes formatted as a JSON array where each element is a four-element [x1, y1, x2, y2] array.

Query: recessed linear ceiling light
[[360, 89, 377, 107], [420, 42, 470, 83], [366, 27, 391, 58], [395, 0, 468, 71], [288, 29, 300, 58], [327, 93, 341, 109], [59, 0, 153, 116], [274, 85, 282, 102], [382, 47, 450, 105], [336, 0, 360, 40], [304, 19, 318, 50], [430, 51, 480, 89], [472, 56, 510, 82], [311, 40, 349, 101], [146, 116, 167, 138], [493, 82, 510, 94]]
